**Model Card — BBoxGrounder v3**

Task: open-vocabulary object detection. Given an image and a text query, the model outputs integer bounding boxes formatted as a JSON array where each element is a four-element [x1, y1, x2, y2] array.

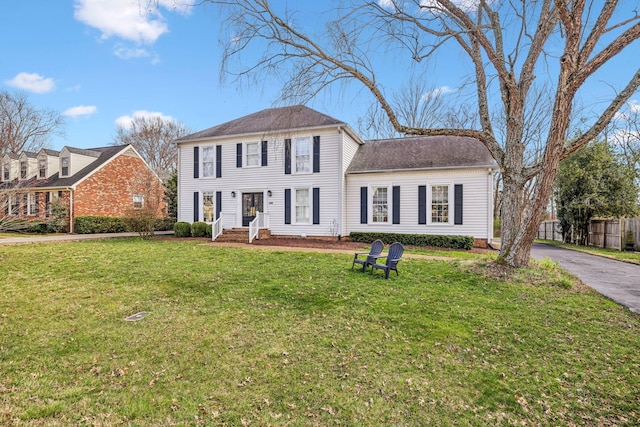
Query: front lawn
[[1, 239, 639, 425]]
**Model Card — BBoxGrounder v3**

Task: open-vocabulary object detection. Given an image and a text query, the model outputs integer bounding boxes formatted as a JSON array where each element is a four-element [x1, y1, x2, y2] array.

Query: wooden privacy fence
[[537, 218, 640, 251]]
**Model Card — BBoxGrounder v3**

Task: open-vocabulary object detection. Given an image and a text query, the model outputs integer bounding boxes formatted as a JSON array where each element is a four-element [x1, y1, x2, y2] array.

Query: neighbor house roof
[[176, 105, 348, 143], [346, 136, 497, 173]]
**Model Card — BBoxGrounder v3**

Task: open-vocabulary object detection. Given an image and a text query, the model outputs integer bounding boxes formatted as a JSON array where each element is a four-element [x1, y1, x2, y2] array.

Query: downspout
[[487, 169, 493, 245], [337, 127, 344, 240], [68, 188, 74, 234]]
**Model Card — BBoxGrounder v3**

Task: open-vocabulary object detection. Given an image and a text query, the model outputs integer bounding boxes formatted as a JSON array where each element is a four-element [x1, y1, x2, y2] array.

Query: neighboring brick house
[[0, 144, 165, 232]]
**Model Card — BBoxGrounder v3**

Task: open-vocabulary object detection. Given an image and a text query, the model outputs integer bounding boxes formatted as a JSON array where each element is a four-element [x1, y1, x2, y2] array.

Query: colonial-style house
[[176, 105, 497, 247], [0, 144, 165, 232]]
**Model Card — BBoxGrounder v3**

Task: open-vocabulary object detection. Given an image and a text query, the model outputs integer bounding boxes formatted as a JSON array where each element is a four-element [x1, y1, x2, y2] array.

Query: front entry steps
[[214, 228, 271, 243]]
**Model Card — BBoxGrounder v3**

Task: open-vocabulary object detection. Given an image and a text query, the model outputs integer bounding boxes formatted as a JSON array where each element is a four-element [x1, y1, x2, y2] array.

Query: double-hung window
[[2, 162, 9, 181], [372, 186, 389, 223], [246, 142, 260, 167], [202, 146, 215, 178], [29, 193, 38, 215], [61, 157, 69, 177], [20, 161, 27, 179], [295, 138, 311, 173], [133, 194, 144, 209], [430, 185, 450, 223], [38, 157, 47, 178], [295, 188, 310, 223], [202, 191, 214, 222]]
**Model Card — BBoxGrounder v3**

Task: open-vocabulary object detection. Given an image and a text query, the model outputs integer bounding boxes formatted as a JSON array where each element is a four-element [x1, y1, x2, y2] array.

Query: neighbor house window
[[39, 157, 47, 178], [202, 146, 215, 177], [431, 185, 450, 223], [372, 186, 389, 223], [61, 157, 69, 177], [246, 142, 260, 167], [10, 194, 19, 215], [203, 191, 214, 222], [295, 188, 310, 223], [2, 162, 8, 181], [133, 194, 144, 209], [20, 161, 27, 179], [295, 137, 311, 173], [29, 193, 38, 215]]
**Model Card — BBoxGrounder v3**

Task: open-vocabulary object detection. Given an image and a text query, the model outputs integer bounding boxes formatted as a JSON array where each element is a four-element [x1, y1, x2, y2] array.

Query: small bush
[[191, 221, 208, 238], [74, 216, 126, 234], [155, 217, 177, 231], [174, 222, 192, 237], [349, 232, 474, 250], [206, 223, 212, 238]]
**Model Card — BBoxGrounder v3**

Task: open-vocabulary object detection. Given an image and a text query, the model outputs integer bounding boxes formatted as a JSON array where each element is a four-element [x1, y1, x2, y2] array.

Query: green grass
[[537, 239, 640, 264], [1, 239, 639, 425]]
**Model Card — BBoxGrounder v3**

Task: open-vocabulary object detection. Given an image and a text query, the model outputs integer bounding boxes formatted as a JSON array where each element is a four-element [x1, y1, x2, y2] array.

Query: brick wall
[[73, 153, 166, 218]]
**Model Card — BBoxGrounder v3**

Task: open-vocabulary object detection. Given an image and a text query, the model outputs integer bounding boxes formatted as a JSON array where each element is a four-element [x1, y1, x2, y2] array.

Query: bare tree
[[122, 167, 167, 238], [605, 103, 640, 180], [0, 90, 65, 157], [113, 116, 190, 180], [199, 0, 640, 267]]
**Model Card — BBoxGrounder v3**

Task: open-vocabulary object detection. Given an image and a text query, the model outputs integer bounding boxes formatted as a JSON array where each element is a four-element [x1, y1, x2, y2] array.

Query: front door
[[242, 192, 264, 226]]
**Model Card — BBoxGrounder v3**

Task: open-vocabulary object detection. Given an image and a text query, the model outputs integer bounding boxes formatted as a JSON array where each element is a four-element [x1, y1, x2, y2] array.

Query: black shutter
[[284, 189, 291, 224], [284, 139, 291, 174], [360, 186, 368, 224], [193, 192, 199, 222], [216, 191, 222, 220], [313, 187, 320, 224], [261, 140, 268, 166], [392, 186, 400, 224], [216, 145, 222, 178], [454, 184, 463, 225], [418, 185, 427, 224], [193, 146, 199, 178], [236, 143, 242, 168], [313, 136, 320, 173]]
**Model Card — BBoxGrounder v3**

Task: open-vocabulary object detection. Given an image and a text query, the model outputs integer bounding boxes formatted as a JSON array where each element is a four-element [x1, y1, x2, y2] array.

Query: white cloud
[[5, 72, 55, 93], [114, 44, 151, 59], [63, 105, 98, 118], [629, 100, 640, 113], [420, 0, 486, 12], [115, 110, 173, 128], [74, 0, 194, 44], [422, 85, 455, 101]]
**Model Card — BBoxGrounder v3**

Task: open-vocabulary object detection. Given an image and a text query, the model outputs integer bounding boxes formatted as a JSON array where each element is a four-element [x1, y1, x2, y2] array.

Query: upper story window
[[2, 162, 9, 181], [246, 142, 260, 167], [431, 185, 450, 223], [38, 157, 47, 178], [202, 146, 215, 178], [372, 186, 389, 223], [20, 160, 27, 179], [133, 194, 144, 209], [295, 137, 311, 173], [61, 157, 69, 177]]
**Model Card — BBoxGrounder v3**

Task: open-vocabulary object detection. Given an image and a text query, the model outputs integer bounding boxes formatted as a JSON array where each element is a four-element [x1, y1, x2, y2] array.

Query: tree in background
[[113, 116, 190, 180], [554, 139, 638, 245], [122, 167, 167, 239], [196, 0, 639, 267], [164, 171, 178, 219], [0, 90, 64, 156]]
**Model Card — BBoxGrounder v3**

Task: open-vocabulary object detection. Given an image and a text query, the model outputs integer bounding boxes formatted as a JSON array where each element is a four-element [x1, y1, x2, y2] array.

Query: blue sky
[[1, 1, 638, 151]]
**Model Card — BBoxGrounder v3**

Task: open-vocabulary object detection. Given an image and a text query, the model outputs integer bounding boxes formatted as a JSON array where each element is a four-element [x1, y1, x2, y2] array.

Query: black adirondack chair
[[370, 242, 404, 279], [352, 239, 384, 272]]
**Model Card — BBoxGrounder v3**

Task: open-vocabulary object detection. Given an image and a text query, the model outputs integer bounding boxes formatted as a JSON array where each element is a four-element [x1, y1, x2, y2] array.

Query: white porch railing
[[249, 212, 270, 243], [211, 215, 223, 241]]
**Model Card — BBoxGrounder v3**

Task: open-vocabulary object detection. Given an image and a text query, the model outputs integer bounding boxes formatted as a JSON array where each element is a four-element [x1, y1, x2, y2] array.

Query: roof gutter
[[346, 164, 498, 174]]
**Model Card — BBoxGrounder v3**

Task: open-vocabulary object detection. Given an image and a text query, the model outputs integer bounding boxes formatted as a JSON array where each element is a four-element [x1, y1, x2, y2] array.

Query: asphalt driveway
[[531, 243, 640, 314]]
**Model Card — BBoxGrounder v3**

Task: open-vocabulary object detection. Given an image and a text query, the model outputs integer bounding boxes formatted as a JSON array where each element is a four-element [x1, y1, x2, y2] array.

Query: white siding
[[345, 168, 493, 240], [177, 127, 346, 237]]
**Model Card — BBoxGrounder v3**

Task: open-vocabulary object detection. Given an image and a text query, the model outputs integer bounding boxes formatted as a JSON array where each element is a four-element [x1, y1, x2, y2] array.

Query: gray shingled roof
[[177, 105, 346, 142], [347, 136, 497, 173], [22, 145, 129, 189]]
